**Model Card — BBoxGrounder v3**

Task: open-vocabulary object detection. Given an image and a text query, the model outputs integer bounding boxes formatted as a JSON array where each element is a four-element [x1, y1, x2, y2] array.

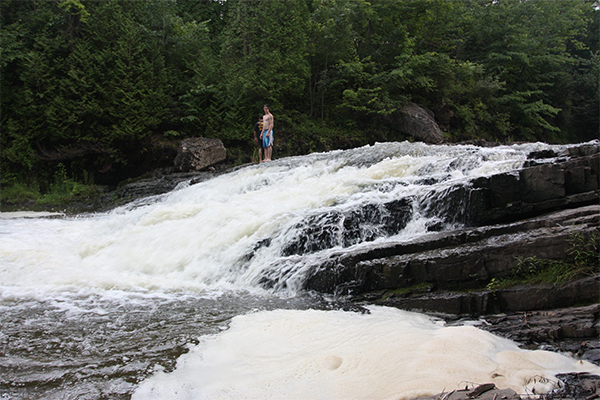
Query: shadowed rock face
[[304, 206, 599, 304], [397, 102, 445, 144], [301, 146, 599, 316], [281, 198, 413, 256]]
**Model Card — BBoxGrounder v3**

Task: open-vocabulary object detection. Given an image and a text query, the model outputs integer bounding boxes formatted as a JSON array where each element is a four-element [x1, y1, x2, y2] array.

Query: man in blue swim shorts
[[260, 104, 274, 161]]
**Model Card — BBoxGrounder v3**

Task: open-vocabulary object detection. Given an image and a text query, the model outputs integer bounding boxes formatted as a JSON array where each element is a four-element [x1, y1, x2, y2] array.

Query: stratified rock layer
[[302, 145, 599, 316]]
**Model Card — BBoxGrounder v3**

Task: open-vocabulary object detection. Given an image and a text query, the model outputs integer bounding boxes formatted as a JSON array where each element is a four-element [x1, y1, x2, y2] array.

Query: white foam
[[0, 141, 583, 297], [133, 306, 599, 400]]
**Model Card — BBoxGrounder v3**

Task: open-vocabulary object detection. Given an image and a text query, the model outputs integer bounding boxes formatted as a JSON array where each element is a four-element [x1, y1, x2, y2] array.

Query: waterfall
[[2, 140, 598, 400], [0, 141, 562, 297]]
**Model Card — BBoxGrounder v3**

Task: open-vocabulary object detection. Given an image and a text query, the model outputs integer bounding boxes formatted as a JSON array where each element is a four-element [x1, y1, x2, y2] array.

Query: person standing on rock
[[260, 104, 274, 161], [253, 114, 264, 163]]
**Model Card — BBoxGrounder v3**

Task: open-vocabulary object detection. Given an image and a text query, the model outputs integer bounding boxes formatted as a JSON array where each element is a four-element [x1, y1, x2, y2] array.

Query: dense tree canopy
[[1, 0, 598, 188]]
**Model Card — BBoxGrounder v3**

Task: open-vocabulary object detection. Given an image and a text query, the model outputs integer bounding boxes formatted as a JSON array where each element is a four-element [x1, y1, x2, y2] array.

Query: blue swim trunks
[[262, 129, 273, 147]]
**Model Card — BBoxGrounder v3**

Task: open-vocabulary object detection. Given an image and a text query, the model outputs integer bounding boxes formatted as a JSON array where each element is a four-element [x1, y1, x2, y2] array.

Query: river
[[1, 141, 598, 399]]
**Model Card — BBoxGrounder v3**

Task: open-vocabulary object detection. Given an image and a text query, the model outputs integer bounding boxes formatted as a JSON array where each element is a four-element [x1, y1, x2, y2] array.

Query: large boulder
[[398, 102, 445, 144], [174, 138, 227, 172]]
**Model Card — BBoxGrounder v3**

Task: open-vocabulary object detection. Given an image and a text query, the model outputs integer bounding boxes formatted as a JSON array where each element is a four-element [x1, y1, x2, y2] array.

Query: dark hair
[[258, 114, 263, 119], [263, 104, 269, 109]]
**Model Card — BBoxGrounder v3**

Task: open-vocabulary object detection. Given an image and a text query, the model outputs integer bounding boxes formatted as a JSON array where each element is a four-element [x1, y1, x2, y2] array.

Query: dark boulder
[[470, 151, 599, 225], [397, 102, 445, 144]]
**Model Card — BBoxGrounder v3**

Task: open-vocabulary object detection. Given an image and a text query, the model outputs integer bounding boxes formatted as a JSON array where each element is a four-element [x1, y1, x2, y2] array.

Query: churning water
[[1, 141, 598, 399]]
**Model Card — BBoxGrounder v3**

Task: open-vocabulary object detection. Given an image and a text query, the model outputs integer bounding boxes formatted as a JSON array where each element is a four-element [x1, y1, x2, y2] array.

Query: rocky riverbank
[[411, 373, 600, 400]]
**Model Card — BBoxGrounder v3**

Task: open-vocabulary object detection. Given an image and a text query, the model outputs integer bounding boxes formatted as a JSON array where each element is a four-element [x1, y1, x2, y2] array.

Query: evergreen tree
[[2, 0, 598, 192], [465, 0, 595, 142], [217, 0, 310, 140]]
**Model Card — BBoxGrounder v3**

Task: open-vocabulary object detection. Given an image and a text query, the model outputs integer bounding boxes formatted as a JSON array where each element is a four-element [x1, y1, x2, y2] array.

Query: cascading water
[[1, 141, 598, 399]]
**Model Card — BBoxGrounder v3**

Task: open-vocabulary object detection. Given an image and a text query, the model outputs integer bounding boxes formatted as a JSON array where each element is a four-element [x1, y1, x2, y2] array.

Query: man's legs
[[266, 145, 272, 161]]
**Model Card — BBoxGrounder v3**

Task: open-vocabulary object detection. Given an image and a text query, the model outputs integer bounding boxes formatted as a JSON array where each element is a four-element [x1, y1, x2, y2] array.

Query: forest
[[1, 0, 598, 197]]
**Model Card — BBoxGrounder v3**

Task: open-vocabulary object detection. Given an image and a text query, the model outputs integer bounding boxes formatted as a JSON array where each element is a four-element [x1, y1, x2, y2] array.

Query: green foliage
[[1, 0, 170, 184], [465, 0, 596, 142], [0, 182, 40, 205], [1, 166, 101, 207], [308, 0, 373, 119], [217, 0, 310, 139], [567, 231, 600, 268], [1, 0, 598, 191], [58, 0, 90, 23], [40, 163, 102, 205], [382, 282, 434, 299], [486, 232, 599, 291]]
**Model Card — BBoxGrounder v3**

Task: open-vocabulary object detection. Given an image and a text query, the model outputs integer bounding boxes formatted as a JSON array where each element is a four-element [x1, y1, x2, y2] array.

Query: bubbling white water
[[1, 141, 595, 399], [0, 141, 571, 299], [133, 306, 599, 400]]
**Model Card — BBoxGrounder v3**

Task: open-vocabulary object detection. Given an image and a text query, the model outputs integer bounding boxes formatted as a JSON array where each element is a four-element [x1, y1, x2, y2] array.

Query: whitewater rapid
[[0, 141, 555, 296], [1, 141, 598, 399]]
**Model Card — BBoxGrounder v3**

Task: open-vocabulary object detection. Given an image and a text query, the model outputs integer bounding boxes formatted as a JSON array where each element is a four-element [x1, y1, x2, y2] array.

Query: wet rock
[[94, 164, 234, 211], [479, 304, 600, 349], [412, 384, 521, 400], [281, 198, 413, 257], [561, 144, 600, 157], [304, 205, 599, 298], [302, 144, 600, 316], [496, 276, 600, 313], [470, 151, 599, 225], [354, 275, 599, 316], [520, 163, 566, 203], [529, 149, 559, 159], [547, 373, 600, 400], [412, 375, 600, 400]]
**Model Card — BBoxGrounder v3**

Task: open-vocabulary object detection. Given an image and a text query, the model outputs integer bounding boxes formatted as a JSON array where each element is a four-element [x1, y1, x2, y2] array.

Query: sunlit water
[[1, 141, 598, 399]]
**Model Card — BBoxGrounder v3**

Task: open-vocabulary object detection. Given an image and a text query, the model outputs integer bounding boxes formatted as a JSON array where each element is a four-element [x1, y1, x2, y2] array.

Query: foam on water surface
[[133, 306, 599, 400]]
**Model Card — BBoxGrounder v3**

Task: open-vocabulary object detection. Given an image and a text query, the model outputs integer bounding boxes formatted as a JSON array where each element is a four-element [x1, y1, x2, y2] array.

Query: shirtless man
[[260, 104, 274, 161]]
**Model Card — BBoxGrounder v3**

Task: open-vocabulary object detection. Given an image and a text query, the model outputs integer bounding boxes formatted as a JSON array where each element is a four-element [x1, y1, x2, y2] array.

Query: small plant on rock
[[487, 232, 599, 290]]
